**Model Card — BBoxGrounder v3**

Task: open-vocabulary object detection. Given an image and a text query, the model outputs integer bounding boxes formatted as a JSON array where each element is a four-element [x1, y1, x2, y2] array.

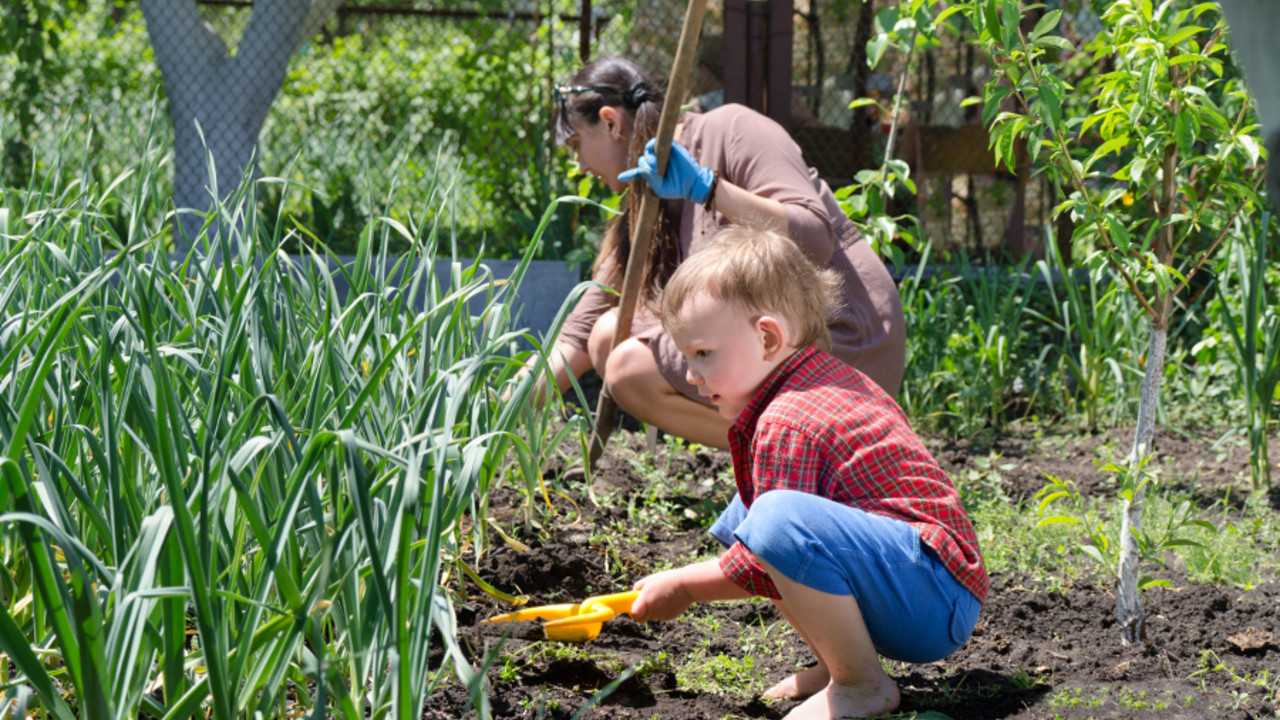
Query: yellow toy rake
[[483, 590, 639, 642]]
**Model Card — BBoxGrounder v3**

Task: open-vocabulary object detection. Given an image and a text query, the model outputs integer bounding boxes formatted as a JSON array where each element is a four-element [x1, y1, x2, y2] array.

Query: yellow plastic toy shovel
[[483, 590, 639, 642]]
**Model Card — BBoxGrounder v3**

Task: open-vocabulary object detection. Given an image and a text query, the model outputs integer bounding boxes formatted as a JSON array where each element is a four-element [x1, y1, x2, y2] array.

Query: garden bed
[[424, 427, 1280, 719]]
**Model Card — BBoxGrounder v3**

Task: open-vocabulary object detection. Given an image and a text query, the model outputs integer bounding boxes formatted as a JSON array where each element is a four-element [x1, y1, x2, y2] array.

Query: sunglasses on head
[[555, 85, 612, 139], [556, 85, 611, 101]]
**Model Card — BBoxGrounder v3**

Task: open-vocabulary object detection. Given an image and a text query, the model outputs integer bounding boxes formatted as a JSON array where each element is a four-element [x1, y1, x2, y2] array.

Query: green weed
[[1211, 212, 1280, 488], [956, 456, 1084, 582], [1190, 650, 1280, 714], [1115, 686, 1172, 711], [675, 651, 768, 697], [1035, 242, 1147, 430], [737, 615, 801, 668], [1157, 488, 1280, 588], [1047, 686, 1107, 708], [1046, 684, 1173, 711], [631, 651, 675, 680], [1034, 454, 1227, 589], [1009, 667, 1038, 691]]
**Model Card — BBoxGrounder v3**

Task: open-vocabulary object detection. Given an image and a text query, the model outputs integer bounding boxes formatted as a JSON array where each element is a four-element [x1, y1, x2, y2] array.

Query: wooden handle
[[588, 0, 710, 469]]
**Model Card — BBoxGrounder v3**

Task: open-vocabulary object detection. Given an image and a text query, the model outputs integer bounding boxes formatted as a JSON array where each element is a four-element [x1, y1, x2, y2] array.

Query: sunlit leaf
[[1031, 10, 1063, 39], [1166, 26, 1206, 46], [1036, 515, 1083, 528], [1107, 216, 1132, 250]]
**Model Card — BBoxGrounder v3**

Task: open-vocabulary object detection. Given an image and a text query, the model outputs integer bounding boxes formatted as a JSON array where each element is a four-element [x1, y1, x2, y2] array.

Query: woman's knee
[[587, 310, 618, 371], [602, 339, 662, 405]]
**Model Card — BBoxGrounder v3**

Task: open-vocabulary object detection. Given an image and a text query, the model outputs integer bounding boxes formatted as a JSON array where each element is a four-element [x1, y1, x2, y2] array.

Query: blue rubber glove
[[617, 138, 716, 204]]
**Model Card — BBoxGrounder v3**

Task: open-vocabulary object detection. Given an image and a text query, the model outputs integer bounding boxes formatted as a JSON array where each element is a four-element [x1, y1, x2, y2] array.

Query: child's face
[[669, 292, 793, 420]]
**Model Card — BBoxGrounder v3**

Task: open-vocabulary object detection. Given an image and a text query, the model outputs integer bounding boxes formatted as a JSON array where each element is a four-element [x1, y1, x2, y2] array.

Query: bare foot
[[764, 662, 831, 700], [782, 677, 900, 719]]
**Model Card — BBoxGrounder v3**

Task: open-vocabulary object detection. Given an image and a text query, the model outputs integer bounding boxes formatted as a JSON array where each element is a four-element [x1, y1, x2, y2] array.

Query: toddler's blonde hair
[[659, 227, 843, 352]]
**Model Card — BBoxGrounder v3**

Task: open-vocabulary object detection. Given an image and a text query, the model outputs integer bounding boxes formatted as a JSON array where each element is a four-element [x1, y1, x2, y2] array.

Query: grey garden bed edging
[[109, 252, 584, 346], [305, 256, 584, 346]]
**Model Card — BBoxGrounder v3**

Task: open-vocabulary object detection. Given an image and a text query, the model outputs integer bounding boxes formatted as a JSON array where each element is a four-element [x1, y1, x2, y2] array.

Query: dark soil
[[423, 427, 1280, 719]]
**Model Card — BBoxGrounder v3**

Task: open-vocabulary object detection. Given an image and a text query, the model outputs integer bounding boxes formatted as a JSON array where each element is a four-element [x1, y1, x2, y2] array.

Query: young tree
[[137, 0, 341, 247], [960, 0, 1264, 644]]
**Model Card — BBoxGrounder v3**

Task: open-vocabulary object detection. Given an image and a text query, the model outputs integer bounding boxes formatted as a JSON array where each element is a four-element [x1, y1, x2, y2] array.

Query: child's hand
[[630, 567, 696, 623], [631, 559, 749, 623]]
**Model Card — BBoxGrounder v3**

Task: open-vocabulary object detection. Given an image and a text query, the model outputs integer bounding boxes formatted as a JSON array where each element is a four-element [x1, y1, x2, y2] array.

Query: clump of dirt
[[425, 429, 1280, 719], [477, 543, 612, 601]]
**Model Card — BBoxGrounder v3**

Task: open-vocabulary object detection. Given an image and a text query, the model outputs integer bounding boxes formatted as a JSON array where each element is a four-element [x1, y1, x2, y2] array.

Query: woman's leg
[[588, 311, 733, 449], [586, 308, 619, 373]]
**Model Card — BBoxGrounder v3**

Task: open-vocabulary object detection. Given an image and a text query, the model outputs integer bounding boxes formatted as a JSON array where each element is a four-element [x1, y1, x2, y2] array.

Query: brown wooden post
[[724, 0, 748, 106], [579, 0, 592, 62], [722, 0, 787, 120], [767, 0, 792, 129], [1056, 188, 1075, 266], [849, 1, 874, 169], [746, 1, 768, 111]]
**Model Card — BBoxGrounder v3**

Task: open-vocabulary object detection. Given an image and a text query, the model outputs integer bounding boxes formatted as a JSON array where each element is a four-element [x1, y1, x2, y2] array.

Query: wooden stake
[[587, 0, 709, 469]]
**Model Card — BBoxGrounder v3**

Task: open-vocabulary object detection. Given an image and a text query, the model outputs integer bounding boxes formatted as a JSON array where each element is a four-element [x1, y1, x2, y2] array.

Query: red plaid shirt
[[718, 347, 989, 603]]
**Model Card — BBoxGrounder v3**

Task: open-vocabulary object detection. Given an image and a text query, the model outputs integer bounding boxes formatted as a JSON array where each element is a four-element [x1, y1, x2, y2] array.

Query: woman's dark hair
[[553, 56, 678, 305]]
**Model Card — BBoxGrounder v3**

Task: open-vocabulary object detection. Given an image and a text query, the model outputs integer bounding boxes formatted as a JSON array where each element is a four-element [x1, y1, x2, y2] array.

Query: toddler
[[628, 227, 988, 719]]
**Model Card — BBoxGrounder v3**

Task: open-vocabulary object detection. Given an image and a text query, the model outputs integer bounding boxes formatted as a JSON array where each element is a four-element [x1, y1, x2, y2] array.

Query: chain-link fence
[[130, 0, 601, 255]]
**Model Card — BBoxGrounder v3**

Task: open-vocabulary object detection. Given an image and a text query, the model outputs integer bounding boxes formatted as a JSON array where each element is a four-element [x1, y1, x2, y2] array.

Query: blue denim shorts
[[710, 490, 981, 663]]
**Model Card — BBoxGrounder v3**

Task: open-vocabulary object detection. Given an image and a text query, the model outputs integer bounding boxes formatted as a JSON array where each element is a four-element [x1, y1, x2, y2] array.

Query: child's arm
[[630, 559, 752, 622]]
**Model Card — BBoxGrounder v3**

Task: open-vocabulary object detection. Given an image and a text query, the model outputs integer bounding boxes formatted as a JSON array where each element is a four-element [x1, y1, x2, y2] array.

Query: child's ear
[[756, 315, 790, 360]]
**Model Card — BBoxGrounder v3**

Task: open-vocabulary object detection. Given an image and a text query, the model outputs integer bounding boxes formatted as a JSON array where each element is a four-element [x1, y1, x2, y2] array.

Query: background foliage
[[1, 1, 616, 261]]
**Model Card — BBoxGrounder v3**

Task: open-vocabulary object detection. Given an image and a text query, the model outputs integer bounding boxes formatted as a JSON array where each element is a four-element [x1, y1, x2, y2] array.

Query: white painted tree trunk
[[1116, 306, 1169, 646], [138, 0, 340, 250]]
